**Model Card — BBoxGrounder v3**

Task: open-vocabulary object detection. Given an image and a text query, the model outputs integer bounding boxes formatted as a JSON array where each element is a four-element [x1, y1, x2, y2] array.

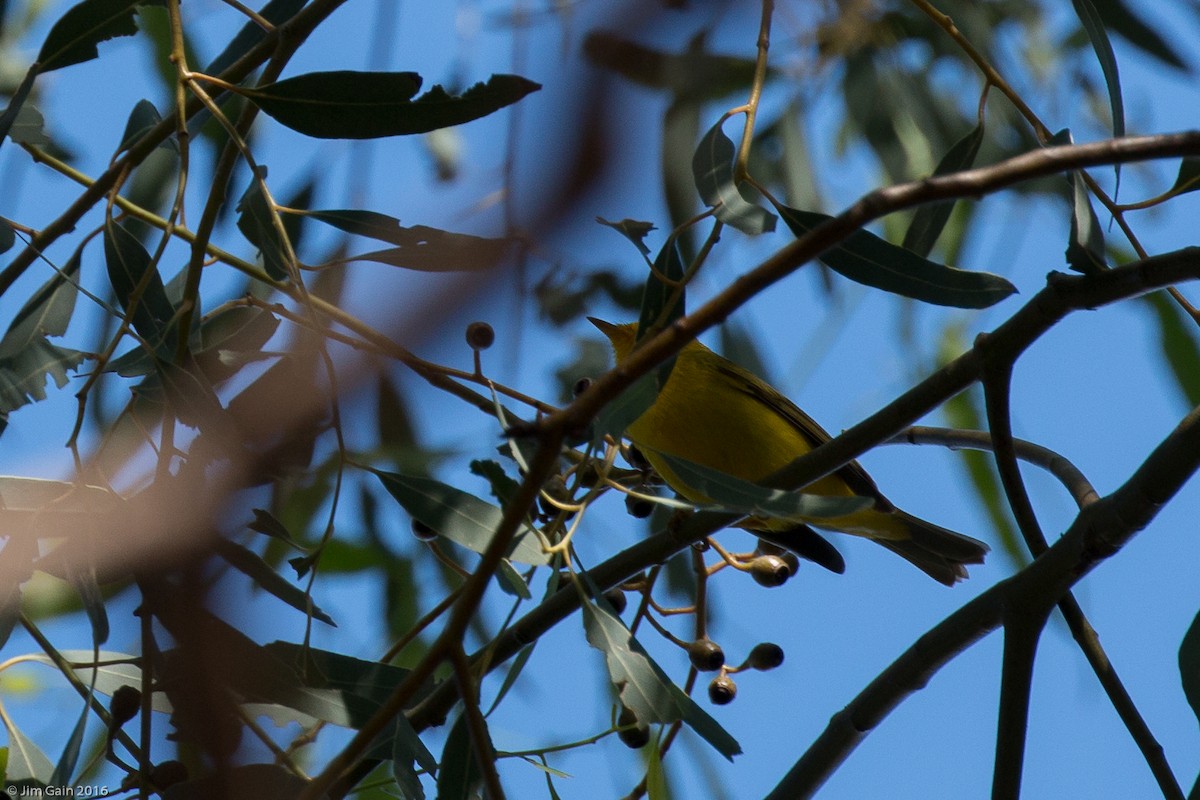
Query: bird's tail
[[874, 511, 989, 586]]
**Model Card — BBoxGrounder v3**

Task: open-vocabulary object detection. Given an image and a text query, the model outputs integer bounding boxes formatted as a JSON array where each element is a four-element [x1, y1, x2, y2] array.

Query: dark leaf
[[1091, 0, 1186, 70], [582, 31, 758, 100], [1067, 173, 1107, 274], [392, 715, 431, 800], [582, 598, 740, 759], [654, 453, 871, 519], [236, 166, 291, 280], [103, 220, 177, 352], [9, 103, 51, 148], [1170, 157, 1200, 197], [117, 98, 172, 154], [216, 540, 335, 625], [338, 227, 514, 272], [204, 0, 307, 76], [50, 693, 90, 788], [37, 0, 162, 73], [692, 119, 776, 235], [240, 72, 540, 139], [902, 121, 985, 257], [246, 508, 302, 548], [1070, 0, 1125, 180], [436, 713, 482, 800], [777, 205, 1016, 308], [0, 338, 86, 414], [596, 217, 656, 257], [70, 568, 109, 646], [0, 583, 19, 651], [372, 468, 548, 565], [1180, 608, 1200, 728], [0, 220, 14, 255]]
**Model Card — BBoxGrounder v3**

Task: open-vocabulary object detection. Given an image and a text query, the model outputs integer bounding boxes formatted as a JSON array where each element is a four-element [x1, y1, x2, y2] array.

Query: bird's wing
[[711, 359, 892, 507]]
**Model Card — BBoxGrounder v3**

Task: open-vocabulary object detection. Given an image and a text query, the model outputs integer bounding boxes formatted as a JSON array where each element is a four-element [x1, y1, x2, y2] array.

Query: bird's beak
[[587, 317, 618, 336]]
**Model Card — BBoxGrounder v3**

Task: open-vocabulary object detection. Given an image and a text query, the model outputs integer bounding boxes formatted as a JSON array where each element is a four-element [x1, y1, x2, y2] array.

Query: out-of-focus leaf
[[215, 540, 335, 625], [71, 568, 109, 646], [372, 468, 548, 565], [582, 598, 740, 759], [692, 119, 776, 236], [9, 104, 50, 148], [2, 713, 54, 786], [902, 121, 984, 257], [1069, 0, 1124, 180], [0, 583, 20, 651], [246, 508, 301, 548], [305, 213, 513, 272], [50, 689, 90, 788], [0, 67, 38, 152], [663, 99, 701, 263], [582, 31, 757, 100], [236, 166, 291, 281], [30, 651, 170, 710], [597, 217, 655, 257], [778, 205, 1016, 308], [1091, 0, 1186, 70], [1144, 293, 1200, 407], [156, 764, 307, 799], [37, 0, 163, 73], [392, 713, 433, 800], [469, 459, 520, 509], [239, 72, 540, 139], [495, 557, 531, 599], [204, 0, 307, 76], [194, 306, 280, 381]]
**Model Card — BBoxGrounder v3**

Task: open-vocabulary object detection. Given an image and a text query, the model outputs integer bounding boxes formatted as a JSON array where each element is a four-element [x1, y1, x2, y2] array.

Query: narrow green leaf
[[0, 220, 14, 255], [495, 558, 532, 599], [0, 252, 81, 360], [70, 568, 109, 646], [485, 643, 535, 717], [777, 205, 1016, 308], [246, 508, 301, 548], [103, 220, 177, 352], [195, 306, 280, 381], [646, 742, 668, 800], [333, 226, 513, 272], [1, 714, 54, 786], [372, 468, 548, 565], [654, 452, 871, 520], [1067, 173, 1107, 274], [902, 122, 984, 257], [37, 0, 162, 73], [31, 651, 170, 710], [392, 717, 429, 800], [240, 72, 540, 139], [50, 695, 90, 788], [692, 119, 776, 235], [236, 166, 291, 280], [1070, 0, 1124, 180], [1091, 0, 1186, 70], [1144, 293, 1200, 407], [0, 67, 38, 152], [582, 598, 740, 759], [437, 713, 481, 800], [0, 339, 86, 415], [597, 217, 656, 257], [216, 540, 336, 625], [300, 208, 408, 243]]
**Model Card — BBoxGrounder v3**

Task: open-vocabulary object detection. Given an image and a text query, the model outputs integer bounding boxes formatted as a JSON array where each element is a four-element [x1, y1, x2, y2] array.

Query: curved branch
[[763, 401, 1200, 799]]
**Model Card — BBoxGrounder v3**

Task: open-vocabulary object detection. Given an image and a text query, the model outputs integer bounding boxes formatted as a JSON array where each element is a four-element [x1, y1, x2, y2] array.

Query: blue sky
[[2, 1, 1200, 798]]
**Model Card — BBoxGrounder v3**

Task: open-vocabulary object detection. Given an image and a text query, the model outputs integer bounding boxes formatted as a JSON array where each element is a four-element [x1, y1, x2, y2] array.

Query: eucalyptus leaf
[[777, 205, 1016, 308], [0, 252, 81, 360], [1070, 0, 1125, 176], [1179, 608, 1200, 728], [437, 713, 481, 800], [236, 167, 291, 280], [2, 715, 54, 786], [103, 220, 177, 352], [692, 119, 776, 235], [582, 31, 758, 100], [582, 598, 740, 759], [204, 0, 307, 76], [654, 452, 872, 520], [215, 540, 335, 625], [240, 72, 540, 139], [0, 67, 38, 152], [902, 121, 984, 257], [37, 0, 163, 73], [1170, 157, 1200, 197], [1067, 172, 1107, 274], [372, 468, 548, 565], [332, 225, 513, 272]]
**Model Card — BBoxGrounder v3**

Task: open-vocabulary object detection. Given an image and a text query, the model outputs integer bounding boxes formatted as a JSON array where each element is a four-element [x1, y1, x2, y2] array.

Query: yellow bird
[[591, 319, 988, 585]]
